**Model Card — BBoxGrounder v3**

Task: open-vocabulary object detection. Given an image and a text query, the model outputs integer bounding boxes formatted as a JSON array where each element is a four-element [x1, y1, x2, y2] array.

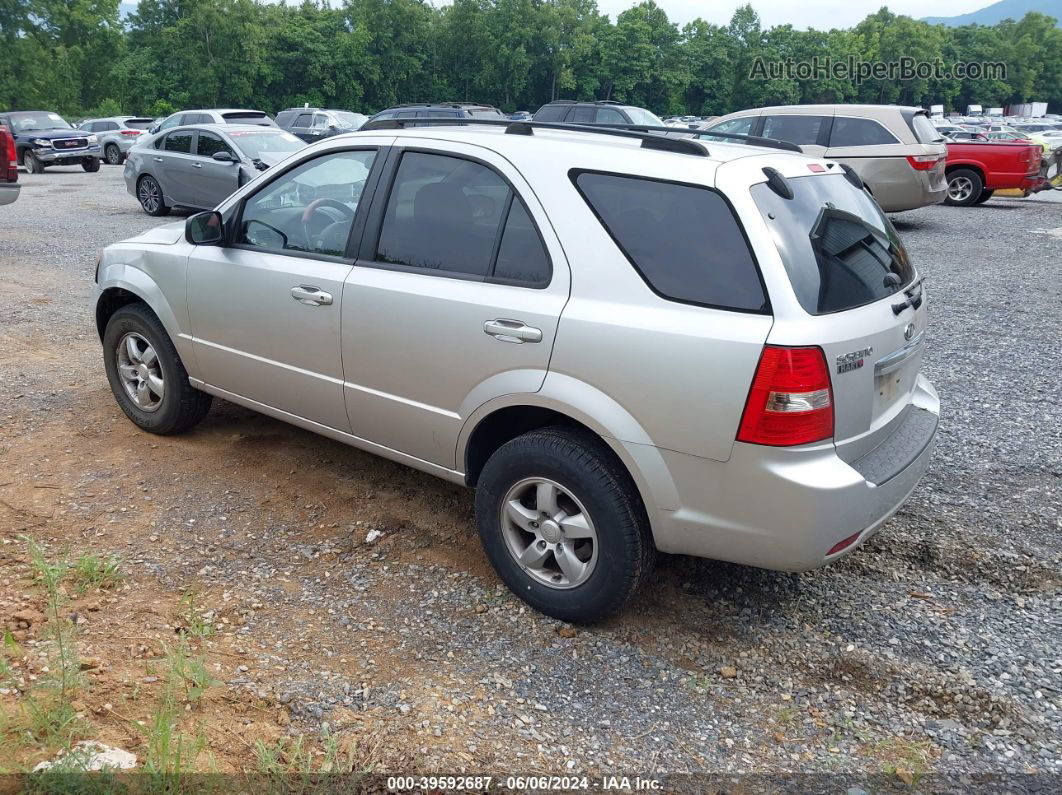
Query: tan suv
[[704, 105, 947, 212]]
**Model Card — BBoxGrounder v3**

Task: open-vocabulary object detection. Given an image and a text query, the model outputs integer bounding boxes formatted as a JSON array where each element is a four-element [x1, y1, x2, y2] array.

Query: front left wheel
[[102, 304, 211, 435], [474, 427, 654, 622]]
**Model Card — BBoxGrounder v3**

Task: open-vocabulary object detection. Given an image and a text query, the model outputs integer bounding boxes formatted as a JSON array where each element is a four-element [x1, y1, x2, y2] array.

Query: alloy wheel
[[500, 477, 599, 589], [116, 332, 165, 412], [948, 176, 973, 203], [138, 178, 160, 213]]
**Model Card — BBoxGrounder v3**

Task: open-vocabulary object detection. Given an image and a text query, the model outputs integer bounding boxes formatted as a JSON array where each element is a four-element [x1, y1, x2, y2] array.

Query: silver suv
[[95, 120, 940, 621]]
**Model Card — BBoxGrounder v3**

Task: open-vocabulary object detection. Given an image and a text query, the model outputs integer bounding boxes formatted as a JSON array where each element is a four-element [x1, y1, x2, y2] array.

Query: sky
[[591, 0, 994, 28]]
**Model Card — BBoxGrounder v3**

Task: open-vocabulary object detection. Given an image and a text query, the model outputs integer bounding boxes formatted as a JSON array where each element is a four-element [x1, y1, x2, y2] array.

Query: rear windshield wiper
[[892, 276, 925, 315]]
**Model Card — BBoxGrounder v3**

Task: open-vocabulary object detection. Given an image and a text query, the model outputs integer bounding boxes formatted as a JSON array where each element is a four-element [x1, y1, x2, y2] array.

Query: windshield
[[332, 112, 366, 129], [752, 173, 914, 315], [227, 130, 305, 160], [625, 108, 665, 127], [910, 114, 944, 144], [10, 111, 71, 132]]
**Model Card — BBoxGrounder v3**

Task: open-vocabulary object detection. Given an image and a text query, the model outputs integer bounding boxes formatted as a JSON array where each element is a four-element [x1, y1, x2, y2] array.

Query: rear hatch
[[751, 169, 927, 461], [221, 112, 274, 127]]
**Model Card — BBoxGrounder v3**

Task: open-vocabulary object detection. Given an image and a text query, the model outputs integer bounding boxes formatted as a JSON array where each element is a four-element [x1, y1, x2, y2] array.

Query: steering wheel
[[301, 198, 354, 249]]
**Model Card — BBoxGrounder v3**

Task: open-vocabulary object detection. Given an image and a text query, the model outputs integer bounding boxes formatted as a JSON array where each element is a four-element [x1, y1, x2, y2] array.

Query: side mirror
[[186, 211, 223, 245], [212, 150, 235, 163]]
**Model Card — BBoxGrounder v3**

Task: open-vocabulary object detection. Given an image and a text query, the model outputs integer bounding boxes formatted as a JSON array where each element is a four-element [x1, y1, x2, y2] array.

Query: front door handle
[[291, 285, 333, 306], [153, 156, 163, 162], [484, 318, 542, 344], [192, 162, 202, 169]]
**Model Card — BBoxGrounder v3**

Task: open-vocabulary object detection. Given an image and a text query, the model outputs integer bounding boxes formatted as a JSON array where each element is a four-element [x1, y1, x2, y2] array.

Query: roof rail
[[360, 116, 709, 157], [545, 100, 577, 104], [594, 100, 625, 106], [603, 123, 804, 153]]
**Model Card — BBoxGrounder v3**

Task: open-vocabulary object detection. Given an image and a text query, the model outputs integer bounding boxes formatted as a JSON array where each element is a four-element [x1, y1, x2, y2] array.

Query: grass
[[254, 731, 379, 794], [0, 538, 86, 769], [178, 592, 214, 639], [2, 537, 216, 784], [70, 553, 123, 594]]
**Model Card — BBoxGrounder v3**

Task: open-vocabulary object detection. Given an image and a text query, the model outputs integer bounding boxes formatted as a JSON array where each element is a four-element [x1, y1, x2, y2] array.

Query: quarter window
[[573, 172, 766, 312], [163, 132, 193, 153], [375, 152, 549, 286], [830, 117, 899, 147], [237, 149, 376, 257], [571, 107, 595, 124]]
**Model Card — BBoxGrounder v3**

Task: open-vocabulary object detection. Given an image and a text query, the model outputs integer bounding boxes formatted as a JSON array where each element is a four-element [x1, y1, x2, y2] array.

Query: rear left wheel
[[474, 427, 654, 622], [137, 175, 170, 216]]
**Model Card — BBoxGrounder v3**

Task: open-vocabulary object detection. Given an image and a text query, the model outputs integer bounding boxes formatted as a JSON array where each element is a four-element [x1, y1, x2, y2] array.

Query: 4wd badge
[[836, 347, 873, 374]]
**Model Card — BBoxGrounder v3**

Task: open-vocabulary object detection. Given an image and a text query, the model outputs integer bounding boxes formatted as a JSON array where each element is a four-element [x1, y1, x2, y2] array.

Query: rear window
[[124, 118, 155, 130], [573, 171, 767, 313], [751, 173, 914, 315], [222, 112, 272, 125], [910, 114, 944, 144]]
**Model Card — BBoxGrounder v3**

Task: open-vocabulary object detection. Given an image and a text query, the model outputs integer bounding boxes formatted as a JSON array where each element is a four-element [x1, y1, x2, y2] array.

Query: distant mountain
[[923, 0, 1061, 27]]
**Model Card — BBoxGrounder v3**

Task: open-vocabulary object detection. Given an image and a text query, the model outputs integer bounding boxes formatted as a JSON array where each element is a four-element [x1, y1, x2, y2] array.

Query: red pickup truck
[[944, 140, 1042, 206], [0, 124, 18, 206]]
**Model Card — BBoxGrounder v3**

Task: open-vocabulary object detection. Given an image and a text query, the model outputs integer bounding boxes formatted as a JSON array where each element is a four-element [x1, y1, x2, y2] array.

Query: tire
[[23, 150, 44, 174], [82, 157, 100, 173], [102, 303, 211, 435], [474, 427, 654, 622], [974, 189, 994, 205], [104, 144, 123, 165], [944, 168, 983, 207], [137, 175, 170, 216]]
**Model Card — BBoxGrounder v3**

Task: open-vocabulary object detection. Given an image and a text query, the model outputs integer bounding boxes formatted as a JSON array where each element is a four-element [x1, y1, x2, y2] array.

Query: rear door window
[[830, 117, 899, 147], [573, 172, 767, 313], [163, 131, 193, 153], [534, 105, 568, 122], [762, 115, 826, 145], [751, 173, 914, 315], [375, 152, 510, 279], [595, 107, 627, 124]]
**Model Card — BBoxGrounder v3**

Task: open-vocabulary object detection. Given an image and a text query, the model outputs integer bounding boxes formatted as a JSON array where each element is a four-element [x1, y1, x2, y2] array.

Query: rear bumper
[[645, 374, 940, 570], [0, 182, 18, 206]]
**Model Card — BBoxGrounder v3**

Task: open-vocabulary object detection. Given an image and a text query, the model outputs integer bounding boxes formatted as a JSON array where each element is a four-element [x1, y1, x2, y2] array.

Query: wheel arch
[[95, 271, 193, 373], [458, 385, 682, 528], [945, 162, 985, 183]]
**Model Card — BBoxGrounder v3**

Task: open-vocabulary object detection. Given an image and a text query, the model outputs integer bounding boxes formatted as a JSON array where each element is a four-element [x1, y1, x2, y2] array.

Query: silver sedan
[[123, 124, 306, 216]]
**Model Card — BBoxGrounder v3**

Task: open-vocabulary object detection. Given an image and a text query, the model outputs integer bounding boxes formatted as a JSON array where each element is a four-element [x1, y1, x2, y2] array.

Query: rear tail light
[[2, 127, 15, 182], [906, 154, 942, 171], [737, 346, 834, 447], [120, 129, 142, 136]]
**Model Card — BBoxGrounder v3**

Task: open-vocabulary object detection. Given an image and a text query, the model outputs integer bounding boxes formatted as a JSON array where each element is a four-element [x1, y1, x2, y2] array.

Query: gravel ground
[[1, 166, 1059, 786]]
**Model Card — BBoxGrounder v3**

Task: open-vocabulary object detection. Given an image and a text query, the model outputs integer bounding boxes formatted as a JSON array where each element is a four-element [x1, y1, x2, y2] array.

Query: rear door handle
[[192, 162, 202, 169], [153, 156, 163, 162], [291, 285, 333, 306], [484, 319, 542, 343]]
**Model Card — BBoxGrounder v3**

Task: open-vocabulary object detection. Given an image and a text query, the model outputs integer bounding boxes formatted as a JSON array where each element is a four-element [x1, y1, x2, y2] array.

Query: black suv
[[366, 102, 505, 125], [533, 100, 664, 127], [0, 110, 102, 173], [275, 108, 369, 142]]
